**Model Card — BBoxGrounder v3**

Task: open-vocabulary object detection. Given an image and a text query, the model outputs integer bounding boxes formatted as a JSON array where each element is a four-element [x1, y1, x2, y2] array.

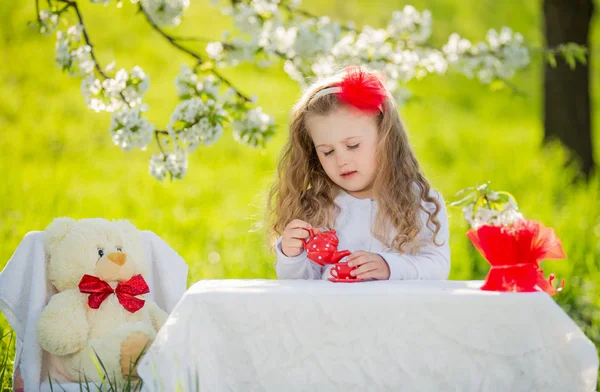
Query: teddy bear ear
[[116, 219, 138, 235], [44, 217, 76, 254]]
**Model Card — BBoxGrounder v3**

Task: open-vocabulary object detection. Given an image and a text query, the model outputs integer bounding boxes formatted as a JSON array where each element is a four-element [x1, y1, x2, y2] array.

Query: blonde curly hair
[[266, 67, 443, 253]]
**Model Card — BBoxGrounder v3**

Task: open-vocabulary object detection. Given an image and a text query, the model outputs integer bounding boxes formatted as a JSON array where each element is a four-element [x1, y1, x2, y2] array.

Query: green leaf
[[546, 52, 557, 68], [575, 49, 587, 65], [0, 331, 13, 390], [565, 54, 576, 70], [91, 348, 115, 391], [449, 194, 475, 208], [476, 182, 490, 192], [453, 186, 475, 197], [495, 193, 510, 203]]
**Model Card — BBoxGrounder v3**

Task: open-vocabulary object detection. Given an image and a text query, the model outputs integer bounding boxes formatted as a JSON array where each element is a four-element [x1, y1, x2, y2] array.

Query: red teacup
[[329, 262, 357, 280]]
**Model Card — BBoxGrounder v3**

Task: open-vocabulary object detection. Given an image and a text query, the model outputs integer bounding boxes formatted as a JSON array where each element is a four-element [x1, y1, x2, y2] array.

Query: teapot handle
[[303, 228, 315, 244]]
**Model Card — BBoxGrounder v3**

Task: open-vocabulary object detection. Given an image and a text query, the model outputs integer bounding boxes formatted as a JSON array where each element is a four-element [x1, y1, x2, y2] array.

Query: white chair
[[0, 230, 188, 392]]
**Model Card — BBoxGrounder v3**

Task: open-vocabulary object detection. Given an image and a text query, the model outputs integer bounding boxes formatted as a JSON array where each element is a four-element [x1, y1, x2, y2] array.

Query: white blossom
[[55, 32, 71, 69], [109, 107, 155, 151], [100, 70, 126, 111], [251, 0, 279, 17], [175, 65, 221, 100], [179, 117, 224, 150], [443, 28, 529, 84], [210, 3, 530, 97], [287, 0, 302, 10], [141, 0, 190, 27], [442, 33, 472, 62], [387, 6, 432, 44], [123, 66, 150, 106], [165, 148, 188, 179], [149, 148, 188, 181], [169, 97, 227, 150], [258, 20, 297, 57], [462, 197, 523, 229], [105, 61, 116, 73], [55, 27, 94, 76], [149, 154, 169, 181], [207, 35, 260, 67], [72, 46, 95, 75], [223, 3, 263, 34], [271, 25, 297, 55], [66, 24, 84, 42], [40, 0, 550, 181], [330, 33, 357, 59], [232, 107, 275, 148], [81, 66, 149, 112], [355, 26, 390, 55], [311, 56, 337, 79], [293, 17, 342, 59], [175, 64, 200, 98], [197, 75, 221, 99], [278, 15, 448, 95], [81, 75, 104, 112], [38, 10, 59, 35], [206, 42, 224, 61], [283, 59, 306, 87], [417, 49, 448, 76]]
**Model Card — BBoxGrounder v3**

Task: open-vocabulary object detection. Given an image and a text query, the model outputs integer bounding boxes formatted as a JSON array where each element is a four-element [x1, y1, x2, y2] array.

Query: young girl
[[267, 66, 450, 281]]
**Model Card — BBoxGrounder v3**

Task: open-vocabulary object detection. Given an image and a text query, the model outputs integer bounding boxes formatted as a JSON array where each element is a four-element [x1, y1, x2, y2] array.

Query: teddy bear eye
[[98, 249, 104, 257], [116, 247, 122, 252]]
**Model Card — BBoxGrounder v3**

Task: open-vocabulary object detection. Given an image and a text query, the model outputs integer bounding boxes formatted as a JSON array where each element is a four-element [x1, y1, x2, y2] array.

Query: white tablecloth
[[137, 280, 598, 392]]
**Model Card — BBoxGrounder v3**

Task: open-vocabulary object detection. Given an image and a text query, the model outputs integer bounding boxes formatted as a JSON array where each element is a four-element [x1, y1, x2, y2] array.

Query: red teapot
[[303, 229, 351, 266]]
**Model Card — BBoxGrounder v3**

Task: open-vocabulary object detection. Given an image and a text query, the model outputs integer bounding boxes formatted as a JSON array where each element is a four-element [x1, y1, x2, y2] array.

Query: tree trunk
[[543, 0, 595, 177]]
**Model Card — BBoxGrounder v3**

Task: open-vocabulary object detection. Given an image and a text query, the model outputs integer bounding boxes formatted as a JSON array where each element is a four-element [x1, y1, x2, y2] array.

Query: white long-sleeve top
[[275, 189, 451, 280]]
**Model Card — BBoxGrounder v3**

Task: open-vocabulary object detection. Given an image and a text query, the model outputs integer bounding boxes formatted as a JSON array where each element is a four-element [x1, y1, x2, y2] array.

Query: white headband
[[310, 86, 343, 102]]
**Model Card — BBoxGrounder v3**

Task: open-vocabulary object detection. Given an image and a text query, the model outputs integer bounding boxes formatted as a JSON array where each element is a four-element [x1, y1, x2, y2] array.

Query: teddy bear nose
[[107, 252, 126, 266]]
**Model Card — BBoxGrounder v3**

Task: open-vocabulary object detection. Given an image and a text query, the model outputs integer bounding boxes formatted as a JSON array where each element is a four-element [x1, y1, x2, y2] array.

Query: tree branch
[[35, 0, 41, 23], [65, 1, 109, 79], [278, 1, 354, 32], [137, 4, 203, 63], [138, 3, 252, 102], [497, 76, 527, 97], [210, 69, 250, 101], [52, 0, 133, 107], [154, 129, 167, 157], [170, 35, 217, 43], [38, 0, 552, 170]]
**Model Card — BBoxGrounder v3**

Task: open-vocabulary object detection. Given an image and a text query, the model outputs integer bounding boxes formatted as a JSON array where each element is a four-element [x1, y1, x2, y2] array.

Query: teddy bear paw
[[120, 332, 152, 377]]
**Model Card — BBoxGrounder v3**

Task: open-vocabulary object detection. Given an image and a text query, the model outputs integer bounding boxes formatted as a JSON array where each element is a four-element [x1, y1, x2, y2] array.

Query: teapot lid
[[321, 229, 339, 245]]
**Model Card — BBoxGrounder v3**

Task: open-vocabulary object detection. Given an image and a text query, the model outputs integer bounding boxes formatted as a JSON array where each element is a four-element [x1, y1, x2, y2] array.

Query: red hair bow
[[78, 274, 150, 313], [338, 66, 387, 114]]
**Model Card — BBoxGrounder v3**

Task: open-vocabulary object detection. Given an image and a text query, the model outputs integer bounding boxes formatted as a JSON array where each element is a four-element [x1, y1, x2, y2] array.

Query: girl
[[267, 66, 450, 281]]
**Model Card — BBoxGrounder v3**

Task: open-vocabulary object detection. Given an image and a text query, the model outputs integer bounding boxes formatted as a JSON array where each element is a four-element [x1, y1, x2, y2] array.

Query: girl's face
[[307, 105, 378, 199]]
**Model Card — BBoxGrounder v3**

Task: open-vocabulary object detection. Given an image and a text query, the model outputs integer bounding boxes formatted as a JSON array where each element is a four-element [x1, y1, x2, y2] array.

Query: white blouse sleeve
[[377, 191, 451, 280], [275, 236, 323, 279]]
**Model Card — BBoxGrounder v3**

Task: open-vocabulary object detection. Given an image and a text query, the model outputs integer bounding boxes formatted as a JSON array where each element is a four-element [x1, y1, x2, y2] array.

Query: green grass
[[1, 0, 599, 389]]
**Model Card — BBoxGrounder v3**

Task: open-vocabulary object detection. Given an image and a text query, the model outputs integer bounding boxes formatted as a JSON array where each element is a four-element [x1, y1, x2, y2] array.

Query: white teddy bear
[[37, 218, 168, 383]]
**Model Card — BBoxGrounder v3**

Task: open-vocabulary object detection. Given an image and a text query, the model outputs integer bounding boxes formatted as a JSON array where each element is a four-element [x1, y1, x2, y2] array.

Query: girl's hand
[[281, 219, 316, 258], [346, 251, 391, 280]]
